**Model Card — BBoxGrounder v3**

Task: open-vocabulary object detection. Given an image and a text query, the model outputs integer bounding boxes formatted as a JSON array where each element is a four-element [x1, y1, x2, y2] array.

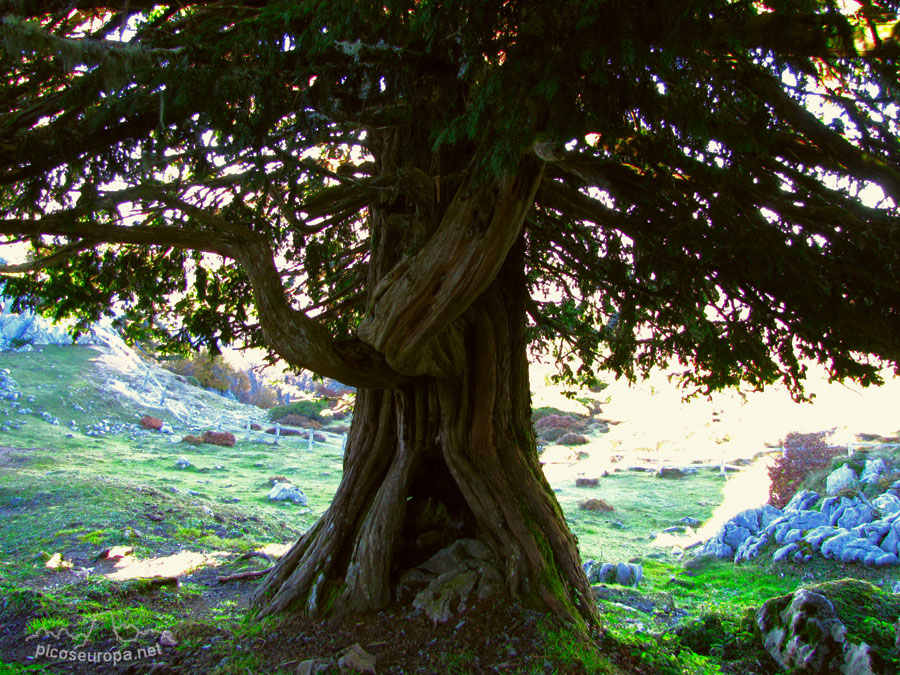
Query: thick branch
[[233, 236, 405, 389]]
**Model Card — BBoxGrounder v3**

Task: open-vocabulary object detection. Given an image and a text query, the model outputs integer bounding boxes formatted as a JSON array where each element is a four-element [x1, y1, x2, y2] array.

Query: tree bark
[[250, 243, 599, 629]]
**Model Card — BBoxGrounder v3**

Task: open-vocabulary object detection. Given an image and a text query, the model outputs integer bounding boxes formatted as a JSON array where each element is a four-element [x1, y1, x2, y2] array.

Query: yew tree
[[3, 0, 900, 628]]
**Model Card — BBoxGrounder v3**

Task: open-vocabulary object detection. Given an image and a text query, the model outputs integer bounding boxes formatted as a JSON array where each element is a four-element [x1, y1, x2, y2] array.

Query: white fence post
[[308, 428, 314, 451], [274, 423, 280, 445]]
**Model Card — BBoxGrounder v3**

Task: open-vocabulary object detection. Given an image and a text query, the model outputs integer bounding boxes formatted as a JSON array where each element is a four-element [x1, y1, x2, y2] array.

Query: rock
[[296, 659, 332, 675], [158, 630, 178, 647], [757, 589, 850, 673], [338, 643, 377, 674], [803, 525, 841, 551], [413, 568, 478, 623], [585, 561, 642, 586], [826, 464, 858, 495], [267, 483, 308, 506], [821, 494, 877, 530], [784, 490, 821, 513], [862, 458, 888, 482], [873, 493, 900, 516], [175, 457, 192, 469], [772, 542, 800, 563], [679, 517, 702, 527], [575, 477, 599, 488]]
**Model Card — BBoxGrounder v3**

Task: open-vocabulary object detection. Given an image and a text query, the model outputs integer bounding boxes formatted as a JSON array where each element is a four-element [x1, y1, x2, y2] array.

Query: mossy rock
[[806, 579, 900, 666]]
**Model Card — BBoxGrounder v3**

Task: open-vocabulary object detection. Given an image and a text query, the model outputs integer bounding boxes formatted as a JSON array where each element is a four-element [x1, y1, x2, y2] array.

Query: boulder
[[408, 539, 503, 622], [585, 561, 642, 587], [783, 490, 821, 513], [756, 589, 857, 673], [826, 464, 859, 495], [873, 493, 900, 516], [862, 458, 888, 484], [267, 483, 309, 506]]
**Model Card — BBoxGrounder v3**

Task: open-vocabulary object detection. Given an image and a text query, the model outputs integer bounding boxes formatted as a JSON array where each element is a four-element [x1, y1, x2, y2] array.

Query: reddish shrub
[[181, 434, 204, 445], [538, 427, 569, 442], [558, 432, 589, 446], [250, 423, 263, 431], [314, 432, 327, 443], [579, 498, 614, 512], [277, 414, 322, 429], [140, 415, 163, 431], [202, 430, 236, 447], [768, 432, 845, 508], [575, 477, 600, 488]]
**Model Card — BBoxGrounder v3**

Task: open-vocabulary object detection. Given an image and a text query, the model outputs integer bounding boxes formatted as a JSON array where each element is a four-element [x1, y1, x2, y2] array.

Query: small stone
[[158, 630, 178, 647], [338, 643, 376, 674]]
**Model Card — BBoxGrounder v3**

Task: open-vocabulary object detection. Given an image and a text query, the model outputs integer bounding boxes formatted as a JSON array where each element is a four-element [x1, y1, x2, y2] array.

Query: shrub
[[277, 414, 321, 429], [181, 434, 204, 445], [767, 432, 845, 508], [575, 477, 599, 488], [538, 427, 569, 442], [268, 399, 329, 422], [558, 432, 589, 446], [140, 415, 163, 431], [579, 498, 614, 512], [202, 430, 236, 447]]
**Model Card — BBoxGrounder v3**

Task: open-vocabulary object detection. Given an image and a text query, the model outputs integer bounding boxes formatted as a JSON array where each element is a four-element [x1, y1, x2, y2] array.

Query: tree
[[2, 0, 900, 629]]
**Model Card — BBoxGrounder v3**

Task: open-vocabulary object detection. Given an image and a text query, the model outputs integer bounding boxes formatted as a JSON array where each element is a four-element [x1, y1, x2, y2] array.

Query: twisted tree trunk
[[250, 245, 598, 628]]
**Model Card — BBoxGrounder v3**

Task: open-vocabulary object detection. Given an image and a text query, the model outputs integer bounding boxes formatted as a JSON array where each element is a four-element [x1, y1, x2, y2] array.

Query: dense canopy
[[3, 0, 900, 627], [2, 0, 900, 394]]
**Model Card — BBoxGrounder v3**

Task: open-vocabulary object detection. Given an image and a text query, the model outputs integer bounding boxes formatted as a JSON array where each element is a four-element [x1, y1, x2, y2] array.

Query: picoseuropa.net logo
[[26, 615, 168, 665]]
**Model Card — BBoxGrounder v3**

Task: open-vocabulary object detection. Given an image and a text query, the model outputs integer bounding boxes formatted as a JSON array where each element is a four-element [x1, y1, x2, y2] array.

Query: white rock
[[825, 464, 858, 495], [267, 482, 308, 506]]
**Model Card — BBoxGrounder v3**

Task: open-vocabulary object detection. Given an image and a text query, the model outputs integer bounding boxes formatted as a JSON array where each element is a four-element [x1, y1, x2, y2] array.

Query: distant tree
[[2, 1, 900, 628]]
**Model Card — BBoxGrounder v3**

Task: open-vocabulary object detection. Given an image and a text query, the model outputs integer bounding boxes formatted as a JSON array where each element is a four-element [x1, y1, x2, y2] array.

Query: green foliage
[[808, 579, 900, 667], [165, 352, 249, 396], [0, 0, 898, 403], [267, 399, 330, 422]]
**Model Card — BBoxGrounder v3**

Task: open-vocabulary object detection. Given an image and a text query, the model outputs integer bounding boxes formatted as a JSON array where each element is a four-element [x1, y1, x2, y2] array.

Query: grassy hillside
[[1, 344, 898, 674]]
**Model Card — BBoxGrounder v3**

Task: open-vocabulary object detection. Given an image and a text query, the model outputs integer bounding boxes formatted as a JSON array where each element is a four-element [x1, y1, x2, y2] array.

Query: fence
[[136, 351, 348, 453]]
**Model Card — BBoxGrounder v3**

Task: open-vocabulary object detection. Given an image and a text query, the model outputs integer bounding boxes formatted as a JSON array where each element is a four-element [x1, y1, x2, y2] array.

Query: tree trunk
[[250, 247, 599, 629]]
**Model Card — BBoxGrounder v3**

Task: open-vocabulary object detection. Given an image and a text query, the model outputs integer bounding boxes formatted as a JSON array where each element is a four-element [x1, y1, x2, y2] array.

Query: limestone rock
[[862, 458, 888, 484], [757, 589, 850, 673], [338, 643, 377, 674], [784, 490, 821, 513], [826, 464, 859, 495], [267, 482, 309, 506], [873, 493, 900, 516]]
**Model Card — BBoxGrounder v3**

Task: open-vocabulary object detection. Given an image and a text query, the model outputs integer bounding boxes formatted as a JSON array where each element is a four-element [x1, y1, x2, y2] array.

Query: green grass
[[5, 343, 889, 675], [557, 470, 727, 562]]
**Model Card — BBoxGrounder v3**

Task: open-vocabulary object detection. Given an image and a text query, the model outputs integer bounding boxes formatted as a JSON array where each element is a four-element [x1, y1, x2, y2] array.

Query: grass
[[3, 344, 896, 673], [558, 469, 727, 562]]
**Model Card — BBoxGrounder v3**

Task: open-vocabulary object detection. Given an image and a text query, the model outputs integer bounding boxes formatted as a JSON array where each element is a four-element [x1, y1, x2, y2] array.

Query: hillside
[[0, 337, 898, 674]]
